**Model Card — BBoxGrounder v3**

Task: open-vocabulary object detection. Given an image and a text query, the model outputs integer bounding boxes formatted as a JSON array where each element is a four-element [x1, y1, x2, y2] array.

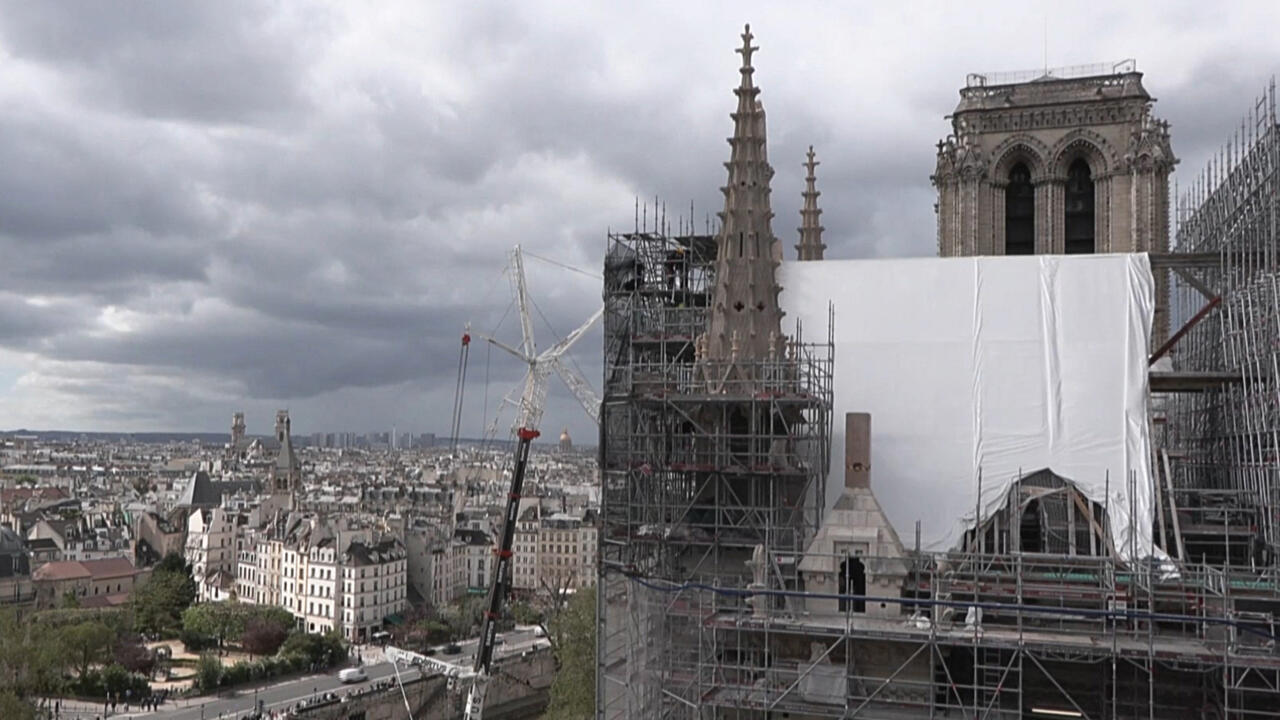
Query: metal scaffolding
[[598, 228, 832, 718], [1165, 78, 1280, 565], [597, 82, 1280, 719]]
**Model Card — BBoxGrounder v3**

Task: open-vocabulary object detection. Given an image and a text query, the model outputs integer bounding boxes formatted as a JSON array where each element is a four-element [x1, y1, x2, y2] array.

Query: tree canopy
[[543, 587, 595, 720], [131, 553, 198, 636], [61, 621, 115, 678], [182, 602, 295, 649]]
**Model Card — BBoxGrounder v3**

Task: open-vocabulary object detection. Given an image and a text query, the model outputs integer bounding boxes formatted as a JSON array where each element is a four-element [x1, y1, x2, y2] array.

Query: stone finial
[[796, 145, 826, 261], [737, 24, 757, 74]]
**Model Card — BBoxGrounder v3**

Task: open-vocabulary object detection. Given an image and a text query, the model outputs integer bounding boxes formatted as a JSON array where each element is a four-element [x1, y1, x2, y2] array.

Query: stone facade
[[932, 67, 1176, 341]]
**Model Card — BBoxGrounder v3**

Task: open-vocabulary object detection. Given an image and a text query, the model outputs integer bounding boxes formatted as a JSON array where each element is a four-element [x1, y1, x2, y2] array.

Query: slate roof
[[345, 537, 406, 566], [176, 471, 260, 509]]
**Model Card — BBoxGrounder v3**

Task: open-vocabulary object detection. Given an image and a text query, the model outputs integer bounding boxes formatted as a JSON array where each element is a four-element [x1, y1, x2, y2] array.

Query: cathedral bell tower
[[270, 410, 300, 505], [931, 62, 1176, 342]]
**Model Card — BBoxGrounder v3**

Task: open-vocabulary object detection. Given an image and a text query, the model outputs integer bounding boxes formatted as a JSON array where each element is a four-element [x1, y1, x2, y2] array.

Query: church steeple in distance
[[796, 145, 826, 261], [702, 24, 785, 373]]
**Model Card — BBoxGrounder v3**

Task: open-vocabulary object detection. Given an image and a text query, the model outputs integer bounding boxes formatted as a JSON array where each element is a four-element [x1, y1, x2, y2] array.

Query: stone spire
[[271, 410, 300, 506], [796, 146, 826, 260], [703, 24, 785, 370]]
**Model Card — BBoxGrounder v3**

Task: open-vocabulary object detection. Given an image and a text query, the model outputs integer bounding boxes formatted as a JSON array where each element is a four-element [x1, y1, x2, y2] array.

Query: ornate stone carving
[[989, 133, 1052, 180], [1049, 127, 1117, 177], [1123, 114, 1176, 173]]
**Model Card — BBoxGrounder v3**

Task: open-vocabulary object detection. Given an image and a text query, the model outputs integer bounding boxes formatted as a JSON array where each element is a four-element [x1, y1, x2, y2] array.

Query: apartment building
[[341, 538, 408, 643], [537, 510, 596, 592]]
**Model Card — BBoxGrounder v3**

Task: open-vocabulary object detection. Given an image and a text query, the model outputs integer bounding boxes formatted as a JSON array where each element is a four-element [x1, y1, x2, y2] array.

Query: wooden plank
[[1070, 489, 1114, 557], [1149, 371, 1243, 392], [1153, 448, 1170, 555], [1161, 449, 1186, 561]]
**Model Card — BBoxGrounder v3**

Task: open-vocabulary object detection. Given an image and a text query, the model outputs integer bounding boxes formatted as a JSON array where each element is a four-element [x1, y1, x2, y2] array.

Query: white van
[[339, 667, 368, 684]]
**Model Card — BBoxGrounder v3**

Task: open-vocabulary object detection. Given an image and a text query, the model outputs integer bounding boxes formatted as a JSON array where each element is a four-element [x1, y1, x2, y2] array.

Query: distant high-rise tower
[[931, 62, 1176, 341], [701, 25, 786, 374], [796, 145, 826, 260]]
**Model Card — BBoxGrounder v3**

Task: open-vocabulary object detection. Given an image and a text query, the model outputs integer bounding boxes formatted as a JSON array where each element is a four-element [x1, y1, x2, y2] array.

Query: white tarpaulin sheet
[[778, 254, 1155, 558]]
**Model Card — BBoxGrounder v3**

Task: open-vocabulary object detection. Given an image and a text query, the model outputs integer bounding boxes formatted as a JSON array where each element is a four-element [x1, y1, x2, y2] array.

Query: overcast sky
[[0, 1, 1277, 440]]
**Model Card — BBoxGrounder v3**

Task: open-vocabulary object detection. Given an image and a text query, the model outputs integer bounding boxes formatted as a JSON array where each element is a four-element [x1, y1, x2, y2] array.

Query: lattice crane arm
[[541, 306, 603, 360], [510, 245, 538, 360], [554, 358, 601, 423]]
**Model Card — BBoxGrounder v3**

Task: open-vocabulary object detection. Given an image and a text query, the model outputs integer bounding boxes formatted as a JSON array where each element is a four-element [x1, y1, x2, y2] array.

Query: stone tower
[[231, 412, 245, 447], [931, 63, 1176, 340], [701, 24, 786, 378], [270, 410, 300, 501], [796, 145, 826, 261]]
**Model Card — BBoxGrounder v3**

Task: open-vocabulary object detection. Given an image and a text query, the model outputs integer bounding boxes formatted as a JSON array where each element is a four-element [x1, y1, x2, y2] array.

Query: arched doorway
[[1020, 499, 1043, 553], [839, 556, 866, 613], [1064, 158, 1096, 254], [1005, 163, 1035, 255]]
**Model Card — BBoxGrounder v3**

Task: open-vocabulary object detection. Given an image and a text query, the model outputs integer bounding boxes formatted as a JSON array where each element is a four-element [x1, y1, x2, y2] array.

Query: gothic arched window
[[1064, 158, 1095, 254], [1004, 163, 1035, 255]]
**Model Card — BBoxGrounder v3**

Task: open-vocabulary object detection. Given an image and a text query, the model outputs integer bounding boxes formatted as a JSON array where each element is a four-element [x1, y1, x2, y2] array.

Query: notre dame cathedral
[[932, 62, 1177, 341]]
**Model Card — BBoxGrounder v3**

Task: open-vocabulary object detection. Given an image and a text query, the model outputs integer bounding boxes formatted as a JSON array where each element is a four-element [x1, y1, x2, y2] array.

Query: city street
[[48, 662, 421, 720]]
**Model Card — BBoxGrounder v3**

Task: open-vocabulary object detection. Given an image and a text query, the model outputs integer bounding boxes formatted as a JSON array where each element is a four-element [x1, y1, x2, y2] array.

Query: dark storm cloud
[[0, 110, 215, 244], [0, 0, 313, 124], [0, 1, 1276, 437], [0, 295, 92, 343]]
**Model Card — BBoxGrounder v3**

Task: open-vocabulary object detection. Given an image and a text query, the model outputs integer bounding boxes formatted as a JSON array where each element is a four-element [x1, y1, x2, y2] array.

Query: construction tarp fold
[[778, 254, 1155, 559]]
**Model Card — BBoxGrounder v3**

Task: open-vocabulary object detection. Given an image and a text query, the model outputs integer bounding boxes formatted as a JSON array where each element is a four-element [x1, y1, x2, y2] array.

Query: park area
[[0, 553, 348, 719]]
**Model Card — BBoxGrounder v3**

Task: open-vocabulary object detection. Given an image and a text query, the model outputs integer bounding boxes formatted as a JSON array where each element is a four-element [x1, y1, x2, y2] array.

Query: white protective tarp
[[778, 254, 1155, 559]]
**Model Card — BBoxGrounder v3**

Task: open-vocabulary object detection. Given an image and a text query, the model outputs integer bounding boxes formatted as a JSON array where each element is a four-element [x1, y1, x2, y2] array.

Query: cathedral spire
[[797, 145, 826, 260], [703, 24, 785, 372]]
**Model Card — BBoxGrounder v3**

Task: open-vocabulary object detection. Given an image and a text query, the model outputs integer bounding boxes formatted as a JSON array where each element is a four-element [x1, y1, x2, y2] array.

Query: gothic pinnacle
[[703, 24, 786, 370], [797, 144, 826, 261]]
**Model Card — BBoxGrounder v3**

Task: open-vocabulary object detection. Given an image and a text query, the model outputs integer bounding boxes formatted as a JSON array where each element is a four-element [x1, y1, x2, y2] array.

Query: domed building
[[558, 428, 572, 453]]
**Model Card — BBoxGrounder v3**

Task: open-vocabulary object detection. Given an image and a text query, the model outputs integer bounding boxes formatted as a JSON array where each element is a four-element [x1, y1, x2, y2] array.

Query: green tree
[[279, 630, 347, 668], [543, 587, 595, 720], [59, 590, 81, 609], [183, 603, 294, 651], [155, 552, 192, 575], [195, 653, 223, 692], [182, 603, 241, 648], [60, 620, 115, 678], [0, 609, 66, 706], [131, 557, 197, 636], [0, 692, 36, 720], [511, 601, 544, 626]]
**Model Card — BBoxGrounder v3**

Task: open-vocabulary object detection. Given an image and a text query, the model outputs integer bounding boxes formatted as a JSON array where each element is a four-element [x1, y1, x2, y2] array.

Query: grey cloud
[[0, 1, 1277, 440], [0, 0, 313, 124]]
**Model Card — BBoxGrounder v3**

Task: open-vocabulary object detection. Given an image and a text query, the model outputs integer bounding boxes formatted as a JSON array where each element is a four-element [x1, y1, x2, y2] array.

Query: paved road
[[53, 662, 423, 720], [47, 630, 545, 720]]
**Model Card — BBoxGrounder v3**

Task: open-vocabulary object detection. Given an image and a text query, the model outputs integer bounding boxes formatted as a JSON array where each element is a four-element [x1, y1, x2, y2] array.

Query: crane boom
[[463, 426, 539, 720], [449, 326, 472, 454]]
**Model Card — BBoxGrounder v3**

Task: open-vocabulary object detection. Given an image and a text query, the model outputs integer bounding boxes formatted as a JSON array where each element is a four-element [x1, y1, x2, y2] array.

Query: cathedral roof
[[954, 69, 1150, 115]]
